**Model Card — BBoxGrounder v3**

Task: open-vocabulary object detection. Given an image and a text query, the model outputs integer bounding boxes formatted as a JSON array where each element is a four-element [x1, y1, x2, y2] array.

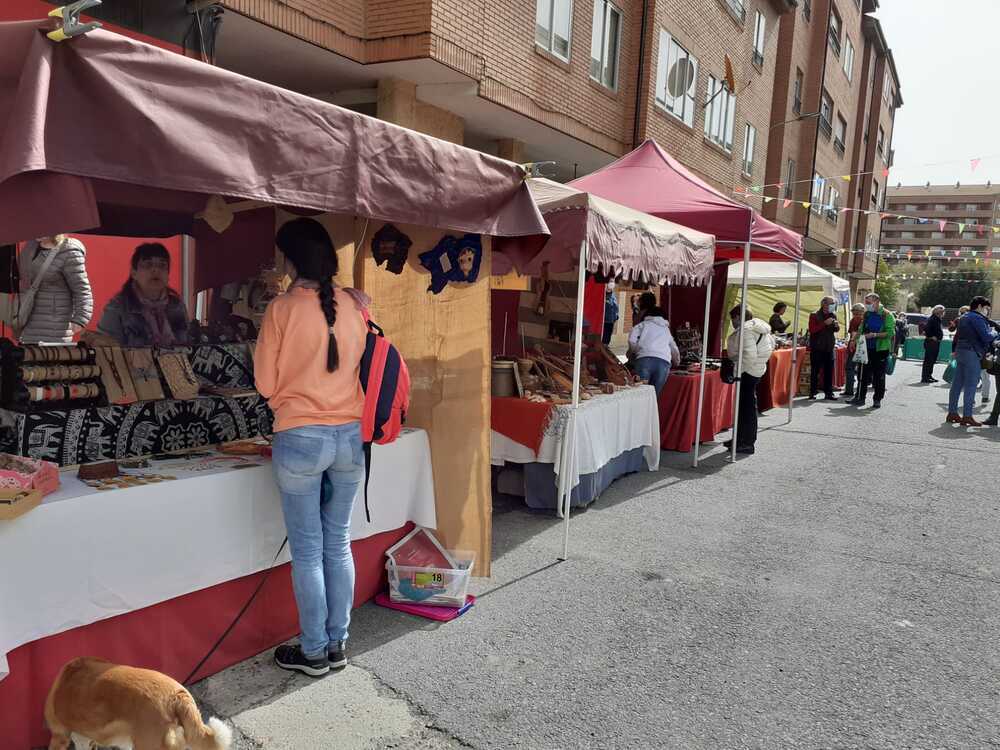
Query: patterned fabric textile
[[189, 344, 255, 388], [0, 395, 272, 466]]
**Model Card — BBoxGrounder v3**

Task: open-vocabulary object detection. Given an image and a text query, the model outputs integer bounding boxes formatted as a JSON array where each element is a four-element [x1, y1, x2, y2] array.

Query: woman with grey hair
[[18, 235, 93, 344], [920, 305, 945, 383], [843, 302, 866, 397]]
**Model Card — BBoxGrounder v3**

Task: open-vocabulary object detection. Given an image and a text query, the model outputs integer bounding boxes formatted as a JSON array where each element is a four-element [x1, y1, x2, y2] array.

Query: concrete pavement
[[193, 359, 1000, 749]]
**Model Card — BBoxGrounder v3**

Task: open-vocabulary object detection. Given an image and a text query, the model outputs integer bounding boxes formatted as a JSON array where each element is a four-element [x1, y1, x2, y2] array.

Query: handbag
[[885, 354, 897, 376], [852, 337, 869, 365], [720, 357, 736, 384], [943, 358, 957, 385], [0, 244, 59, 330], [157, 352, 200, 400]]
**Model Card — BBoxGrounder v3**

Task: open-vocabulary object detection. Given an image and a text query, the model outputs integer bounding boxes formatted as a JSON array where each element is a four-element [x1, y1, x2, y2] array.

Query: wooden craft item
[[125, 348, 165, 402], [78, 461, 120, 481], [0, 488, 42, 521], [157, 352, 200, 401], [95, 347, 138, 405]]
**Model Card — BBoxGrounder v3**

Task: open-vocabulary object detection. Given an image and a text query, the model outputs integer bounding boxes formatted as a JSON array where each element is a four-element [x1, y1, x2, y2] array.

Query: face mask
[[865, 303, 875, 312]]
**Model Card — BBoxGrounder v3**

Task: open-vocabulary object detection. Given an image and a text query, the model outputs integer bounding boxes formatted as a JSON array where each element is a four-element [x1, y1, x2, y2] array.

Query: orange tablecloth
[[758, 347, 807, 412], [659, 370, 734, 452]]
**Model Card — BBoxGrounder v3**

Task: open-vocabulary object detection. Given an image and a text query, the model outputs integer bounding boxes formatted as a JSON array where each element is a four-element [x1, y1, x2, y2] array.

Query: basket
[[0, 455, 60, 496], [386, 549, 475, 608]]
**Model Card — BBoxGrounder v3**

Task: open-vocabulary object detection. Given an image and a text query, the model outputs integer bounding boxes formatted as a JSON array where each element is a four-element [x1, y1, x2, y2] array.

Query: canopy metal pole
[[692, 269, 714, 467], [181, 234, 193, 312], [731, 241, 751, 462], [787, 260, 803, 424], [559, 238, 588, 561]]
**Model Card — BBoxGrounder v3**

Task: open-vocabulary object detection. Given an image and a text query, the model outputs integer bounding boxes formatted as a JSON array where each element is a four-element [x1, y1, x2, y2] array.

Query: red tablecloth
[[659, 370, 734, 451], [757, 347, 807, 412], [834, 346, 848, 388], [491, 396, 553, 453], [0, 524, 412, 750]]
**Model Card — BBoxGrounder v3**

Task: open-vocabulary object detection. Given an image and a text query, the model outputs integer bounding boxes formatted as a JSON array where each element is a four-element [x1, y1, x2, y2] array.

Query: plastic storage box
[[386, 550, 475, 608]]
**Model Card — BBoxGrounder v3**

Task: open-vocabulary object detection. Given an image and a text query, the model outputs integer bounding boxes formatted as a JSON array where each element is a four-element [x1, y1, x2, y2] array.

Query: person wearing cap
[[921, 305, 945, 383], [807, 296, 840, 401], [842, 303, 866, 398]]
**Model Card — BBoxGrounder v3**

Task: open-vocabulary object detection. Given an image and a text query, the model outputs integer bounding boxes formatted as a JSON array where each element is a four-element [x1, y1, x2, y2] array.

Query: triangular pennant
[[976, 258, 981, 265], [842, 175, 851, 182], [954, 250, 961, 257], [971, 158, 982, 172], [977, 224, 986, 235], [763, 196, 774, 203], [924, 250, 931, 257], [802, 202, 812, 209], [840, 208, 850, 214], [882, 168, 890, 178], [959, 223, 966, 233], [776, 182, 784, 190], [994, 227, 1000, 234], [783, 199, 792, 209], [880, 212, 891, 220], [939, 220, 947, 232], [751, 186, 762, 193]]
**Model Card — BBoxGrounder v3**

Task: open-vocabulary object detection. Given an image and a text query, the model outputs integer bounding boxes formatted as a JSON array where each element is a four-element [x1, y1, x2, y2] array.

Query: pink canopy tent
[[0, 21, 547, 261], [572, 139, 806, 462]]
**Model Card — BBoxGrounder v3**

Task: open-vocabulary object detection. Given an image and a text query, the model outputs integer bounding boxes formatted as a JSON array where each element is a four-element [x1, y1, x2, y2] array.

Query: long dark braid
[[275, 218, 341, 373]]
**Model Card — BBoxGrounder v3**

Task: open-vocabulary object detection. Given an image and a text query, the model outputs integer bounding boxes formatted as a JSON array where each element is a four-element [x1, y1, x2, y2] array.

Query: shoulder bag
[[0, 245, 59, 331]]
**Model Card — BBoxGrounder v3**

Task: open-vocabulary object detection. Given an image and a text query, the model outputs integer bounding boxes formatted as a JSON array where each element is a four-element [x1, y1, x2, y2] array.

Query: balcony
[[818, 117, 833, 139], [803, 0, 811, 21], [833, 138, 845, 156], [722, 0, 746, 23], [825, 208, 839, 223], [753, 50, 764, 68], [793, 95, 802, 115]]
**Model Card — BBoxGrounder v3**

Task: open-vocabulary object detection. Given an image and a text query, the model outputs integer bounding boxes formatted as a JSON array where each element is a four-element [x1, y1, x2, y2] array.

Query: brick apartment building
[[4, 0, 900, 293], [883, 184, 1000, 266], [761, 0, 901, 294]]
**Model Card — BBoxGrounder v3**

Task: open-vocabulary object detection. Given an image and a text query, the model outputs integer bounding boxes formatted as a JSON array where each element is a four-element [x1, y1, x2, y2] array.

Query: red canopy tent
[[571, 139, 805, 462]]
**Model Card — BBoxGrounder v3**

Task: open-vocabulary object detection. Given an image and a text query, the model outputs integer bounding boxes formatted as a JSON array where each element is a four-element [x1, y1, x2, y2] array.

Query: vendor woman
[[98, 243, 189, 347], [769, 302, 790, 334]]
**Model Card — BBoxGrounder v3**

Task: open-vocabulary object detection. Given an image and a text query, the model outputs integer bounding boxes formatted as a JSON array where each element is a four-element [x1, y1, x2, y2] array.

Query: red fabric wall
[[660, 263, 730, 358]]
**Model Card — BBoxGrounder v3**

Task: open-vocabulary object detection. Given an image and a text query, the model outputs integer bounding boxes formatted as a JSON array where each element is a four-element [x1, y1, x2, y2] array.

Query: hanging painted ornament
[[371, 223, 412, 275]]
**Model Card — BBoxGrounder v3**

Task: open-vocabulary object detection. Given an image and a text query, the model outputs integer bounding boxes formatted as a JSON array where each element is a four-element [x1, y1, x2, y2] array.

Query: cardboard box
[[0, 488, 42, 521]]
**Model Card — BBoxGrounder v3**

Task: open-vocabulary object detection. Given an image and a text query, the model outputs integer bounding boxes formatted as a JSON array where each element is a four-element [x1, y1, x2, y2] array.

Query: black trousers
[[602, 321, 615, 345], [736, 372, 761, 448], [922, 338, 940, 381], [857, 350, 889, 403], [809, 349, 835, 397]]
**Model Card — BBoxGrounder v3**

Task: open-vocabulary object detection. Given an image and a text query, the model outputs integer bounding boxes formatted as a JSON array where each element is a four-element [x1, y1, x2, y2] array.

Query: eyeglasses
[[137, 259, 169, 271]]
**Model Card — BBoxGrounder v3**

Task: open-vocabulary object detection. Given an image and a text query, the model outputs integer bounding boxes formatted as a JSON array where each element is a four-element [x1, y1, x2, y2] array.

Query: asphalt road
[[195, 358, 1000, 749]]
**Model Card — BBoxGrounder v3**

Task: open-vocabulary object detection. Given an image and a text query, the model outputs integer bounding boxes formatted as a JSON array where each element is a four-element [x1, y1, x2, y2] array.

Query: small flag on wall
[[939, 220, 947, 231], [971, 158, 982, 172]]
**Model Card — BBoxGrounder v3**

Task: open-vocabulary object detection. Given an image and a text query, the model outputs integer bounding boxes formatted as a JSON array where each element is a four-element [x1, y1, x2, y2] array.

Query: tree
[[915, 272, 993, 310], [873, 259, 900, 308]]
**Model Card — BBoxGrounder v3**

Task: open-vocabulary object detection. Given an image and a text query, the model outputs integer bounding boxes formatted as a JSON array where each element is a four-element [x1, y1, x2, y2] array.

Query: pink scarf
[[134, 284, 176, 348]]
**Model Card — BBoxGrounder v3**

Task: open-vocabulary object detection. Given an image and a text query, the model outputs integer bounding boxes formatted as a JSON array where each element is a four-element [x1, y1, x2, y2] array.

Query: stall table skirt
[[0, 527, 409, 750], [757, 347, 806, 412], [658, 370, 734, 452], [834, 346, 848, 389], [902, 337, 952, 362]]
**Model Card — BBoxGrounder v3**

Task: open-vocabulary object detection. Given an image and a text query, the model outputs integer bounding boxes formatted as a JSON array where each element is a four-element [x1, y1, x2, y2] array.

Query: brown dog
[[45, 657, 232, 750]]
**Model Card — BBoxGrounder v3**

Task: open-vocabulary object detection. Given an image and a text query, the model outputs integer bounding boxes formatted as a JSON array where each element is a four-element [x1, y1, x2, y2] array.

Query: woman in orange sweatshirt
[[255, 218, 369, 677]]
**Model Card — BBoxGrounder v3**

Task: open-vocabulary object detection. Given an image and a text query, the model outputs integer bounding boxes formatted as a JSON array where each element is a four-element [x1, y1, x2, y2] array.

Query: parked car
[[905, 313, 928, 335]]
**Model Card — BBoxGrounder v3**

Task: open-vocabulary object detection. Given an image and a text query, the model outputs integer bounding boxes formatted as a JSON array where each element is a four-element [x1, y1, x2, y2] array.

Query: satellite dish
[[667, 58, 696, 99]]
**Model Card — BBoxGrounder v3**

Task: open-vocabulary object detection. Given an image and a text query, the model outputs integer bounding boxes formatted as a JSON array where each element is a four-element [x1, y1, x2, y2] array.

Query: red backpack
[[358, 313, 410, 520]]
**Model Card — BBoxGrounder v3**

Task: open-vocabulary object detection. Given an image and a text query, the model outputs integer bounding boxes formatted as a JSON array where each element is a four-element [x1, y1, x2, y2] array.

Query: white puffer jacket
[[726, 318, 774, 378], [628, 315, 681, 365], [18, 238, 93, 344]]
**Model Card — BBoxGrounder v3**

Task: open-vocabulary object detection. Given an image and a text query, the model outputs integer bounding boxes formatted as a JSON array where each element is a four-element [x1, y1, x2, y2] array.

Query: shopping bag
[[943, 358, 956, 384], [885, 354, 897, 376], [852, 339, 869, 365]]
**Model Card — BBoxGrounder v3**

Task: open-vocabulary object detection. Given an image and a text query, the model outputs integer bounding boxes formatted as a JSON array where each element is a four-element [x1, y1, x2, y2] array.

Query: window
[[827, 185, 840, 222], [843, 37, 854, 81], [803, 0, 811, 21], [742, 123, 757, 176], [704, 75, 736, 151], [904, 204, 918, 211], [966, 203, 980, 212], [882, 74, 892, 106], [793, 68, 803, 114], [655, 30, 699, 127], [968, 218, 980, 225], [934, 203, 948, 211], [724, 0, 746, 22], [811, 173, 826, 214], [902, 217, 917, 225], [828, 6, 842, 57], [834, 114, 847, 155], [752, 11, 766, 68], [962, 231, 976, 239], [819, 89, 833, 137], [785, 159, 795, 198], [902, 231, 916, 239], [536, 0, 573, 60], [871, 179, 881, 210], [590, 0, 621, 89], [877, 126, 886, 157], [930, 232, 943, 239]]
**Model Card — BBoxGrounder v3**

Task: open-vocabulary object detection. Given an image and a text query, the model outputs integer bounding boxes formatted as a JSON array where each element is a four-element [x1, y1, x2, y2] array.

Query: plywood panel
[[355, 221, 492, 576]]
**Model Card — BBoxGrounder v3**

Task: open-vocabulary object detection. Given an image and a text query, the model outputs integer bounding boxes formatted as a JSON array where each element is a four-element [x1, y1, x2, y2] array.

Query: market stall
[[571, 140, 804, 462], [490, 178, 714, 551], [0, 19, 549, 747]]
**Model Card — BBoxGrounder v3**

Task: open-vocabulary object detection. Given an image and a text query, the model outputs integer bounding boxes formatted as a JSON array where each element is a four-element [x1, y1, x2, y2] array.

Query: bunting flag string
[[731, 188, 1000, 235], [731, 152, 999, 195]]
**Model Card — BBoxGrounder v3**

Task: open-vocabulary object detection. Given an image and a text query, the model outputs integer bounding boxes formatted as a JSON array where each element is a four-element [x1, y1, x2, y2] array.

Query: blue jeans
[[633, 356, 671, 397], [948, 349, 982, 417], [273, 422, 364, 658]]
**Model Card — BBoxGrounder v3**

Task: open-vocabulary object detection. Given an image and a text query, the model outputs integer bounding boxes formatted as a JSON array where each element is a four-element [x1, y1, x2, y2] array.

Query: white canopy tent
[[727, 259, 851, 299], [521, 178, 716, 560]]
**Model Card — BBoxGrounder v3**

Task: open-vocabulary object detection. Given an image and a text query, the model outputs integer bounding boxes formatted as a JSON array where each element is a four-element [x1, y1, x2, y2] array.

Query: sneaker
[[960, 416, 983, 427], [871, 401, 881, 409], [946, 413, 962, 424], [920, 379, 934, 384], [736, 446, 755, 455], [808, 394, 817, 401], [929, 378, 939, 383], [984, 418, 998, 427], [275, 644, 329, 677], [329, 640, 348, 669], [825, 394, 839, 401]]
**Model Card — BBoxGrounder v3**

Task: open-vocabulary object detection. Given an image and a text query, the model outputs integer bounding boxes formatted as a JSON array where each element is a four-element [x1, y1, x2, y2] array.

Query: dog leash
[[183, 536, 287, 686]]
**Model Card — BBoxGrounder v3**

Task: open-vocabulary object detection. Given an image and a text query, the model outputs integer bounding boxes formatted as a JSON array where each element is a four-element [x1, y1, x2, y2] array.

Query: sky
[[874, 0, 1000, 188]]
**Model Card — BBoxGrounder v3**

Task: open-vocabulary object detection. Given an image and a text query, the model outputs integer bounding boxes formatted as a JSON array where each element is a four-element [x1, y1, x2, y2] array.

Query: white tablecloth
[[0, 428, 436, 681], [490, 385, 661, 486]]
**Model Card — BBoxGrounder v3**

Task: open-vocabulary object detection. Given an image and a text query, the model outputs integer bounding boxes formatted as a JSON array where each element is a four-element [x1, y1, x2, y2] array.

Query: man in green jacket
[[850, 292, 896, 409]]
